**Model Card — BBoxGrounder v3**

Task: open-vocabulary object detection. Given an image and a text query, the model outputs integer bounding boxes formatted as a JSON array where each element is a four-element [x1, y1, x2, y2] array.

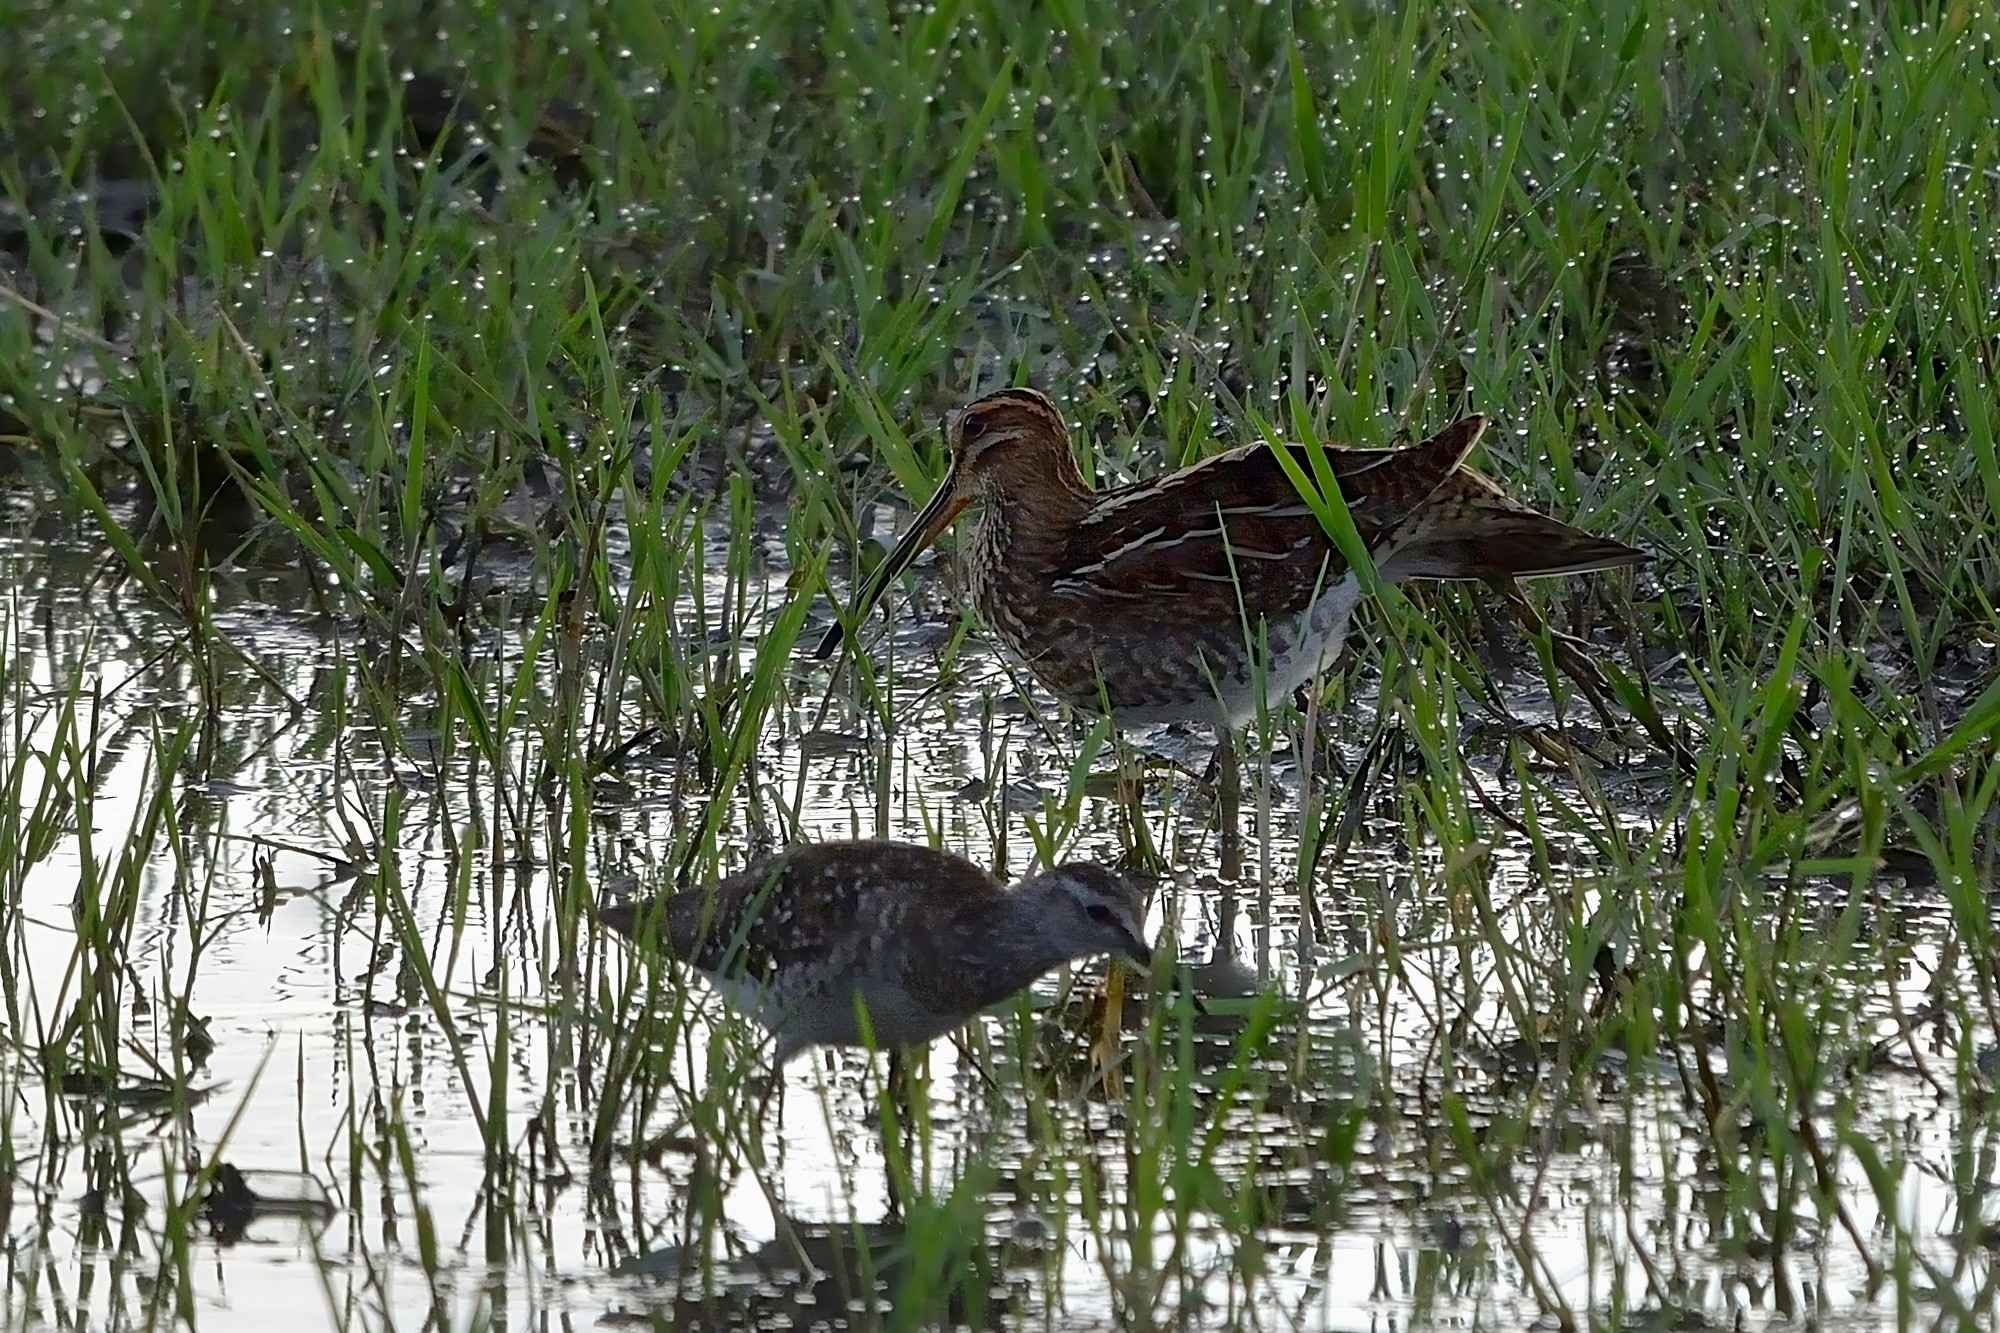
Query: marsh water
[[0, 491, 1982, 1333]]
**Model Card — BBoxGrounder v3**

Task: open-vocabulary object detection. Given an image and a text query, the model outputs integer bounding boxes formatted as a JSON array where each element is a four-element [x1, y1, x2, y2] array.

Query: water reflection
[[615, 1216, 1019, 1331], [0, 510, 1983, 1331]]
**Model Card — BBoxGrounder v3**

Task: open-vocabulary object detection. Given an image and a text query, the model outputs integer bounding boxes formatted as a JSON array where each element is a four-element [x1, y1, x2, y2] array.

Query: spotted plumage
[[599, 840, 1151, 1063], [819, 386, 1649, 727]]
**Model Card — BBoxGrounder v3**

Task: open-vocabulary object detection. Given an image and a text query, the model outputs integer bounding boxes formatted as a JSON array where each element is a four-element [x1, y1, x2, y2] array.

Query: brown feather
[[599, 841, 1001, 984], [826, 386, 1648, 721]]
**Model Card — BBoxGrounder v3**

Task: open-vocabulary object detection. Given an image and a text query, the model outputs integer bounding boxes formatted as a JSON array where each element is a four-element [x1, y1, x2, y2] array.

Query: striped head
[[819, 386, 1087, 659], [945, 387, 1077, 494], [1017, 861, 1153, 970]]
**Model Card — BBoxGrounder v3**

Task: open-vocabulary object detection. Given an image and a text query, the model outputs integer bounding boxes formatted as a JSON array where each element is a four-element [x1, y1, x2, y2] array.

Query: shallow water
[[0, 506, 1986, 1332]]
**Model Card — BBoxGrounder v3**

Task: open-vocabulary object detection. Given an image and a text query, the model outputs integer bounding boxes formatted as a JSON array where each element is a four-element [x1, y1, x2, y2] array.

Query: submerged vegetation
[[2, 0, 1998, 1327]]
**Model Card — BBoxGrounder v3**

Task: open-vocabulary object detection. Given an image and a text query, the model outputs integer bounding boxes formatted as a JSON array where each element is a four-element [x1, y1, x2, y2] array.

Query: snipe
[[599, 839, 1151, 1063], [816, 387, 1649, 862]]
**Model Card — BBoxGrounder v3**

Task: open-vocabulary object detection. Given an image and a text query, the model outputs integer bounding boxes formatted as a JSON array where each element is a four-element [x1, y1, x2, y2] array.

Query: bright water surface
[[0, 509, 1979, 1332]]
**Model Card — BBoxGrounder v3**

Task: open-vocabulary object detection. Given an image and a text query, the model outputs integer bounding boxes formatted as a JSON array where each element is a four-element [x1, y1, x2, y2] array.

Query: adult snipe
[[818, 388, 1648, 863]]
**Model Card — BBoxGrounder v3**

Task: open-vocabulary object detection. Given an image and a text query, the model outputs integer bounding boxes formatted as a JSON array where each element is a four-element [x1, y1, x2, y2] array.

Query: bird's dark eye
[[959, 410, 988, 441], [1086, 903, 1116, 924]]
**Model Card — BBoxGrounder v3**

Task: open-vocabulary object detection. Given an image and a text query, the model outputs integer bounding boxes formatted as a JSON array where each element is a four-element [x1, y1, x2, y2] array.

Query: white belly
[[707, 971, 952, 1054], [1258, 573, 1363, 704], [1157, 572, 1363, 729]]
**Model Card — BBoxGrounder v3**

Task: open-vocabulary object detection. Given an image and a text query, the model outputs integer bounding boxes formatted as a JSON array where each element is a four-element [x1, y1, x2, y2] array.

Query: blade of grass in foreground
[[1257, 406, 1383, 600]]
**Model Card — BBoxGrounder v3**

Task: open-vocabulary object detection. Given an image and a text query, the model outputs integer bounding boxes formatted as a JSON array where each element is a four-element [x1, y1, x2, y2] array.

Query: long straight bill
[[814, 465, 970, 660]]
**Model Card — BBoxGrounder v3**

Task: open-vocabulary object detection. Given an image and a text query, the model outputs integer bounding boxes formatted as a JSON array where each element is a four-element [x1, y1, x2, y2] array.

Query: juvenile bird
[[600, 840, 1151, 1063]]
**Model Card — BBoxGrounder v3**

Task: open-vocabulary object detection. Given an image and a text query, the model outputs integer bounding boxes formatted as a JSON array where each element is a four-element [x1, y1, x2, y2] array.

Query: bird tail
[[1376, 474, 1650, 582]]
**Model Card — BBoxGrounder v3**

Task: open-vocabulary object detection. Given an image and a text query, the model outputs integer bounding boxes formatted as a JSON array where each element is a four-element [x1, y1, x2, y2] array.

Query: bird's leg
[[1294, 684, 1350, 790], [1217, 726, 1242, 880], [746, 1042, 786, 1132], [1093, 958, 1128, 1096], [883, 1054, 906, 1220], [880, 1048, 923, 1220], [1115, 738, 1164, 873]]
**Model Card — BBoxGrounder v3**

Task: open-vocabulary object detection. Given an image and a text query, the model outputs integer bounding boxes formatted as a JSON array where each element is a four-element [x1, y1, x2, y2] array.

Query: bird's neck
[[968, 451, 1092, 568], [952, 893, 1077, 1010], [987, 440, 1094, 520]]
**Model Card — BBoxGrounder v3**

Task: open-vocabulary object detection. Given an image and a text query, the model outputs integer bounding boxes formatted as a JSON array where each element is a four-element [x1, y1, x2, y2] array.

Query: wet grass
[[3, 0, 2000, 1328]]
